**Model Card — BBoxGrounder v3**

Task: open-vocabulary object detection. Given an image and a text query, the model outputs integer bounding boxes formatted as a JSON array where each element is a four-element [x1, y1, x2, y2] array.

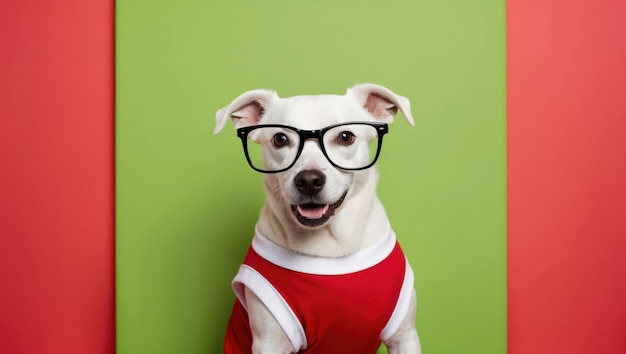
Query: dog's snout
[[294, 170, 326, 196]]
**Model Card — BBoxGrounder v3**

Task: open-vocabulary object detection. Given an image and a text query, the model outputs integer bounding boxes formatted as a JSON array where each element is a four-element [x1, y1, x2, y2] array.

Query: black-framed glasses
[[237, 122, 389, 173]]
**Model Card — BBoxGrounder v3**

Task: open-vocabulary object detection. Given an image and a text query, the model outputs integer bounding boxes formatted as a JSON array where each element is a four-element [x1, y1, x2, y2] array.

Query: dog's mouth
[[290, 191, 348, 227]]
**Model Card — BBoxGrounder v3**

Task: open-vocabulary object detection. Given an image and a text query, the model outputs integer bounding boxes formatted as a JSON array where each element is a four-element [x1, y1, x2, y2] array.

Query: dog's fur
[[215, 83, 421, 354]]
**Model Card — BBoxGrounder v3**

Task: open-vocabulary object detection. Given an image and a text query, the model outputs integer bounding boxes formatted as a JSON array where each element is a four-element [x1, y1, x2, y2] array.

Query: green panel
[[116, 1, 506, 353]]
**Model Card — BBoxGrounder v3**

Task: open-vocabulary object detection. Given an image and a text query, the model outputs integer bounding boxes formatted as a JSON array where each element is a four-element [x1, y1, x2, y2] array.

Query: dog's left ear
[[347, 83, 414, 126]]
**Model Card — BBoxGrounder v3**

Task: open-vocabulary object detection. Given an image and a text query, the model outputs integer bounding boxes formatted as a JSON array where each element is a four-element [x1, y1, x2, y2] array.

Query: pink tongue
[[297, 204, 329, 219]]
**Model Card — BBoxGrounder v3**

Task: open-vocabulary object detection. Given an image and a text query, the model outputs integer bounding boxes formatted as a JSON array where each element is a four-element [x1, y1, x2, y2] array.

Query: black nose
[[294, 170, 326, 196]]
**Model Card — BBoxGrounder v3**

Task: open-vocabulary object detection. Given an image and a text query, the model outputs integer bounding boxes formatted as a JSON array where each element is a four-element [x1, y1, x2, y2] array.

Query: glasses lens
[[245, 126, 300, 172], [323, 123, 380, 169]]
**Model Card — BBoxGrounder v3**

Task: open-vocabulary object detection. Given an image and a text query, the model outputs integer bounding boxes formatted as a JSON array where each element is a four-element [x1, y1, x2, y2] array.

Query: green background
[[116, 1, 506, 353]]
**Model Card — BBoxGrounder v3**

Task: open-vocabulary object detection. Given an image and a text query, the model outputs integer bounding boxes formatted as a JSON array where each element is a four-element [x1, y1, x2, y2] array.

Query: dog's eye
[[272, 133, 289, 147], [336, 131, 356, 145]]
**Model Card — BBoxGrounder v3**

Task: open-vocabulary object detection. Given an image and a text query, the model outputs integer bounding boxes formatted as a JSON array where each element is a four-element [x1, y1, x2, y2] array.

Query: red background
[[508, 0, 626, 353], [0, 1, 114, 353], [1, 0, 625, 353]]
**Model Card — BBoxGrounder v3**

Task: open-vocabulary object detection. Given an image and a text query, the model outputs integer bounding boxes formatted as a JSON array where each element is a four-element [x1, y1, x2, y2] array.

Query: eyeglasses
[[237, 122, 389, 173]]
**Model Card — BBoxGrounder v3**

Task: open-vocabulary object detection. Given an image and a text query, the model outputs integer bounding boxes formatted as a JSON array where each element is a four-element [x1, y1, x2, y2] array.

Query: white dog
[[215, 83, 421, 354]]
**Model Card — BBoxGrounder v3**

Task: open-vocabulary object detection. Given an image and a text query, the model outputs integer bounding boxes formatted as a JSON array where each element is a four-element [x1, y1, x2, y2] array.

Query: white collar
[[251, 224, 397, 275]]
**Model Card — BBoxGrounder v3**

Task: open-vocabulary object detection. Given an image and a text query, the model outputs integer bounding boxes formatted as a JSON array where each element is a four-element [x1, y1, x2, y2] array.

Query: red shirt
[[224, 225, 414, 354]]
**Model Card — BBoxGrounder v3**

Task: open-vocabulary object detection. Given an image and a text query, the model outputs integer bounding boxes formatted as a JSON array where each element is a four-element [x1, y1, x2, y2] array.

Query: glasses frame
[[237, 121, 389, 173]]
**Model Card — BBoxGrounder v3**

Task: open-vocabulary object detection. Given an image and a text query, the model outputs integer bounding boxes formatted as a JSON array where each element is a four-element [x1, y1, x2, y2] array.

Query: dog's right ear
[[214, 89, 278, 135]]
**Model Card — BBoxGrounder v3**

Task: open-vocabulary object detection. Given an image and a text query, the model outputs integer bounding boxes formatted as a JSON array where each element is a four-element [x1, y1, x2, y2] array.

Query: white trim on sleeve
[[380, 260, 415, 341], [232, 265, 307, 351]]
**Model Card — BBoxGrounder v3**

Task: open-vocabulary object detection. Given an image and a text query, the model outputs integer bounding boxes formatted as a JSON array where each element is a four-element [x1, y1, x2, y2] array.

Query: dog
[[215, 83, 421, 354]]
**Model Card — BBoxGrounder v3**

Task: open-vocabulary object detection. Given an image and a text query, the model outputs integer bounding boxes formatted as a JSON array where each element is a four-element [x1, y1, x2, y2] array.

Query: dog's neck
[[256, 170, 389, 258]]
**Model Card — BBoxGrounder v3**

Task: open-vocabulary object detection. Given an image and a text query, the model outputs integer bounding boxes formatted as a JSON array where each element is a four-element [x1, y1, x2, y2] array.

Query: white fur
[[216, 83, 421, 353]]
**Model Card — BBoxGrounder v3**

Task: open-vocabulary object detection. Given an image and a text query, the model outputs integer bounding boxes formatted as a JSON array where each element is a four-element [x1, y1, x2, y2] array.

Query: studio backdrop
[[1, 1, 624, 354]]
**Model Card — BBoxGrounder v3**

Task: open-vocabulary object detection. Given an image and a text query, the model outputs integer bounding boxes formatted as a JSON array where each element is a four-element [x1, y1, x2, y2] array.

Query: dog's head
[[215, 83, 414, 229]]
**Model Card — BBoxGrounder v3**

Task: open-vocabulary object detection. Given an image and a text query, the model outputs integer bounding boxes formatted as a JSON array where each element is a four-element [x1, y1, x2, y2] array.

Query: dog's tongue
[[297, 204, 329, 219]]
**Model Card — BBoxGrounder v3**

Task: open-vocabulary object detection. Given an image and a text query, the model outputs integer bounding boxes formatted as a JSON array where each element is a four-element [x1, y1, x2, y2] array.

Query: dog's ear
[[347, 83, 414, 126], [214, 89, 278, 135]]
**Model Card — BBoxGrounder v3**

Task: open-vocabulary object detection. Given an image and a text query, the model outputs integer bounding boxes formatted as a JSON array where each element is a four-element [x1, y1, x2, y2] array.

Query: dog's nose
[[294, 170, 326, 196]]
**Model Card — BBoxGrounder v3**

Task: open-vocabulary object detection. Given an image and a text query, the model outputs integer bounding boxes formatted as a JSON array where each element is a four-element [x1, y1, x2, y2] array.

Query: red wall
[[508, 1, 626, 353], [0, 1, 114, 353]]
